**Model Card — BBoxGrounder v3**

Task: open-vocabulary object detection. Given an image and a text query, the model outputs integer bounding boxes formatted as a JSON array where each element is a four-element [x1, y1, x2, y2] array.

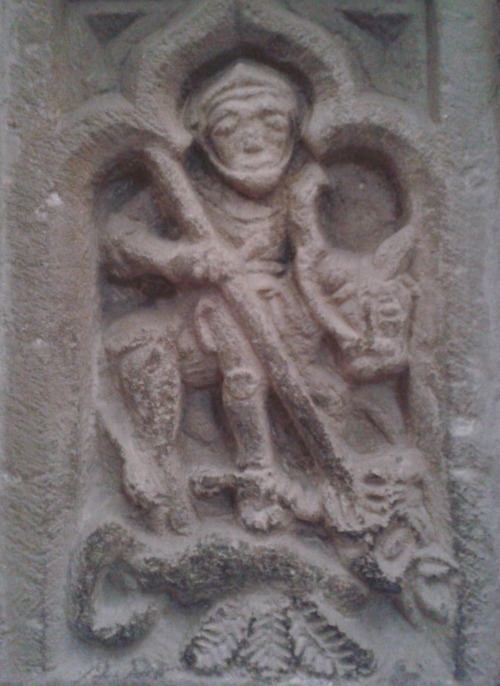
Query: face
[[206, 96, 293, 175]]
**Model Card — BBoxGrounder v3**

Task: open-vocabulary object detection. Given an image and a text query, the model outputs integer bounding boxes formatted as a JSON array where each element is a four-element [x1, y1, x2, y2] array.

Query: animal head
[[331, 226, 417, 381]]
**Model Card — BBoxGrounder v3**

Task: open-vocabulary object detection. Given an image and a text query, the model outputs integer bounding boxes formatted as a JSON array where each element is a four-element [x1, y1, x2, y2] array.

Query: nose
[[241, 125, 264, 153]]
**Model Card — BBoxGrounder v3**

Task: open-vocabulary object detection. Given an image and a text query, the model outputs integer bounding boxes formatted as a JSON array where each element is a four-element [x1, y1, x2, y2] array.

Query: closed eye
[[211, 114, 240, 137], [263, 112, 289, 132], [363, 473, 387, 485]]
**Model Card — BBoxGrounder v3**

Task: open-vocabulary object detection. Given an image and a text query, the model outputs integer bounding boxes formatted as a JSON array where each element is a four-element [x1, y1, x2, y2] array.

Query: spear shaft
[[144, 147, 353, 491]]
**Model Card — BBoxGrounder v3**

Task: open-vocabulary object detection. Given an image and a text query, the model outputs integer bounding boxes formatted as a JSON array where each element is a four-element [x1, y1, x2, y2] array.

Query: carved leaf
[[290, 610, 337, 677], [290, 602, 375, 679], [238, 603, 293, 677], [183, 601, 250, 674], [411, 554, 457, 625]]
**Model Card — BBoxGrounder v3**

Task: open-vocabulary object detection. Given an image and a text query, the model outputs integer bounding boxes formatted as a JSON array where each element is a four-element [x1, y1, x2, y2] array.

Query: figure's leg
[[195, 297, 290, 532], [223, 367, 275, 471], [101, 308, 192, 533], [196, 296, 274, 471]]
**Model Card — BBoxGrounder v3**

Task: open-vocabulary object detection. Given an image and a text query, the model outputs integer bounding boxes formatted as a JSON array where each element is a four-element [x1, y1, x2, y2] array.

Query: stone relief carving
[[63, 1, 458, 682]]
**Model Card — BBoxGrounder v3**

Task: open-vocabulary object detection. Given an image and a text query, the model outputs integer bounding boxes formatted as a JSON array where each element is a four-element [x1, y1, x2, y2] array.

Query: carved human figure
[[100, 59, 422, 542], [101, 61, 324, 532]]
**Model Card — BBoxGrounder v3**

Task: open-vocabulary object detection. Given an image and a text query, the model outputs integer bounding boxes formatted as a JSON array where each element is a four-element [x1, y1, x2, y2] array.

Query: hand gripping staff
[[143, 146, 354, 496]]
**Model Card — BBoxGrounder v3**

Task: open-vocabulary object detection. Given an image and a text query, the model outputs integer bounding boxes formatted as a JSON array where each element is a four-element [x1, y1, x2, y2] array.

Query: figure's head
[[185, 60, 302, 197]]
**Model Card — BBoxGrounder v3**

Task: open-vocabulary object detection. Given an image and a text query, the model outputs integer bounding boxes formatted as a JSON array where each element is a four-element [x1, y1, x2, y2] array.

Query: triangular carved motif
[[342, 10, 411, 44], [86, 12, 142, 45]]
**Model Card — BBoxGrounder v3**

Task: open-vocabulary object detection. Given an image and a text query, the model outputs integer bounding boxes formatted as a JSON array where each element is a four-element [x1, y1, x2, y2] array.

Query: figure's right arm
[[102, 212, 243, 286], [102, 213, 180, 281]]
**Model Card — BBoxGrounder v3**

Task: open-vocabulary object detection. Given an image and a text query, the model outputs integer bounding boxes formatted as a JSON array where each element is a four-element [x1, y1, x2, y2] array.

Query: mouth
[[243, 144, 265, 155], [237, 151, 283, 170]]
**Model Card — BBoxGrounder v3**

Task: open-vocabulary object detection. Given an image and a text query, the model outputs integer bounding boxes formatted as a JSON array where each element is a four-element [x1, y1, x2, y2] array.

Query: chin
[[216, 160, 292, 198], [226, 171, 284, 198]]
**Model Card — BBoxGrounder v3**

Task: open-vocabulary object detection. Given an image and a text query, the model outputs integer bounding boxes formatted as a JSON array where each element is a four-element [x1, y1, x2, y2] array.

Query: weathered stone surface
[[0, 1, 498, 685]]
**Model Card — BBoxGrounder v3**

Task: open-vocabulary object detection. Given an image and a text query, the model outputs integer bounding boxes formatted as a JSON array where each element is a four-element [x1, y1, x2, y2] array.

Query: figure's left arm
[[288, 163, 357, 292], [288, 163, 361, 345]]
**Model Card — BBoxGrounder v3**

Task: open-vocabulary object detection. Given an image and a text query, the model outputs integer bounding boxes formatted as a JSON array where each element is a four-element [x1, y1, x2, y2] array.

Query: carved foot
[[235, 468, 292, 532], [237, 496, 290, 532], [191, 468, 291, 532]]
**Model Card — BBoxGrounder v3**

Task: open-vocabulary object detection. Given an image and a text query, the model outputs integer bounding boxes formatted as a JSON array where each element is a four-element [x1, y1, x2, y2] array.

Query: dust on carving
[[66, 2, 458, 681]]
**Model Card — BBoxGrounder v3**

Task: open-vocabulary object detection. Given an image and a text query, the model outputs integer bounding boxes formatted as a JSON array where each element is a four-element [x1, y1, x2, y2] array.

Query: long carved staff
[[143, 147, 353, 493]]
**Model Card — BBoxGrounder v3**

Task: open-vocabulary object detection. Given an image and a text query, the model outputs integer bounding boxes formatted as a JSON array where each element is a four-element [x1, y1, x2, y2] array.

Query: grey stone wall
[[0, 1, 498, 684]]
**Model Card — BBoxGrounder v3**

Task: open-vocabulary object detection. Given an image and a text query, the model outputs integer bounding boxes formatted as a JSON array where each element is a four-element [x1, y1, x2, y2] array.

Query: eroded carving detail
[[65, 1, 457, 681], [184, 596, 375, 679]]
